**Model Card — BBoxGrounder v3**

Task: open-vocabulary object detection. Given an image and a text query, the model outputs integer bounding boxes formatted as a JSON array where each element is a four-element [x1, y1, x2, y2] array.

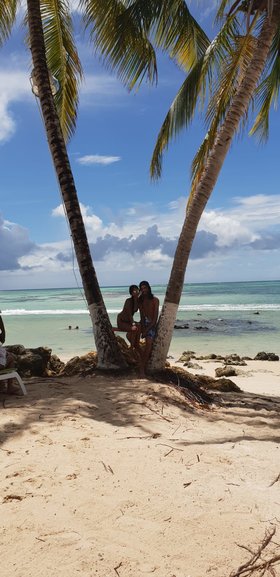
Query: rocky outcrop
[[254, 352, 279, 361], [177, 351, 279, 365], [5, 336, 139, 378], [6, 344, 65, 377], [215, 366, 238, 378]]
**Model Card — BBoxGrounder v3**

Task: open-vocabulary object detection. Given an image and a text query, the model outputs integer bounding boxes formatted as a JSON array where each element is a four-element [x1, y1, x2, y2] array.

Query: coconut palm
[[149, 0, 280, 371], [1, 0, 209, 368], [27, 0, 129, 368]]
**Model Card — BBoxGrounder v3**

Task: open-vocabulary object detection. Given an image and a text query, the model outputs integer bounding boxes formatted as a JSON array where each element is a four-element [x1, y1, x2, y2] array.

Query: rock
[[215, 366, 237, 377], [17, 352, 46, 377], [6, 344, 26, 355], [177, 351, 195, 363], [224, 354, 247, 366], [193, 374, 217, 389], [184, 362, 203, 370], [48, 354, 65, 375], [5, 344, 65, 377], [62, 352, 98, 376], [254, 352, 279, 361], [213, 378, 241, 392]]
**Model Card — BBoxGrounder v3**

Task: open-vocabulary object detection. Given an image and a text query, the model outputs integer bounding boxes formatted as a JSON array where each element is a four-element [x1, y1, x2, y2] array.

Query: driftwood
[[230, 526, 280, 577], [152, 366, 214, 408]]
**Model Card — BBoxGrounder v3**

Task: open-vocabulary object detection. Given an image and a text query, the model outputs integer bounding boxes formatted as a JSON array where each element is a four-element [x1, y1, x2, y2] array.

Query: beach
[[1, 356, 280, 577]]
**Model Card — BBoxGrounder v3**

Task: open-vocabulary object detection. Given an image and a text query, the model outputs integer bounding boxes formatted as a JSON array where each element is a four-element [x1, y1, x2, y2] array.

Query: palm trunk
[[27, 0, 126, 370], [149, 3, 280, 371]]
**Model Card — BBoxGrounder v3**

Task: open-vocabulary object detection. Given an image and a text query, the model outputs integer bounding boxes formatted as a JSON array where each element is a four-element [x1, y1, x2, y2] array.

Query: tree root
[[231, 526, 280, 576]]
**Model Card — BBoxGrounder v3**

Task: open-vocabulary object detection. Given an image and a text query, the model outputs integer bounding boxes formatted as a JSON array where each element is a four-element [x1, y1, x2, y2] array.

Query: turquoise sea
[[0, 280, 279, 360]]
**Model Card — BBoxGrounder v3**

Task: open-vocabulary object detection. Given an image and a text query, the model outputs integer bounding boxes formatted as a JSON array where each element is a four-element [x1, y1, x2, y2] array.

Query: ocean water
[[0, 280, 279, 361]]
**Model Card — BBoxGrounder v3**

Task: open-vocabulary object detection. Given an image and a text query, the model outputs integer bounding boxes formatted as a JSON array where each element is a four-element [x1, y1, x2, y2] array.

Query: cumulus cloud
[[89, 225, 177, 261], [77, 154, 121, 166], [0, 215, 35, 270], [231, 194, 280, 226], [1, 193, 280, 286], [0, 61, 126, 144], [0, 69, 31, 142]]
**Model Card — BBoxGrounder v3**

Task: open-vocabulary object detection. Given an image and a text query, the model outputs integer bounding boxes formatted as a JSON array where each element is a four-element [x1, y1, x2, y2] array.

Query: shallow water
[[1, 281, 279, 360]]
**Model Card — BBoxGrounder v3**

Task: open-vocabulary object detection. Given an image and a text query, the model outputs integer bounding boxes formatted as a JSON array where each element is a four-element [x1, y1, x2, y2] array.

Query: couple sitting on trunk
[[117, 281, 159, 374]]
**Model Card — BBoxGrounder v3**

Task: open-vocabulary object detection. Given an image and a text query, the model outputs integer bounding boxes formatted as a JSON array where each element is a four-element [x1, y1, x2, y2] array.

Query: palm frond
[[250, 49, 280, 140], [150, 11, 240, 180], [37, 0, 83, 141], [122, 0, 210, 71], [150, 58, 205, 180], [205, 32, 257, 140], [190, 34, 257, 190], [80, 0, 158, 89], [189, 133, 211, 200], [0, 0, 18, 46], [216, 0, 235, 21]]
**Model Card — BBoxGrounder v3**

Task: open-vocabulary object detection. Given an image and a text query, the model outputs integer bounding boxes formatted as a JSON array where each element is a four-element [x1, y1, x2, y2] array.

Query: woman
[[117, 285, 141, 349]]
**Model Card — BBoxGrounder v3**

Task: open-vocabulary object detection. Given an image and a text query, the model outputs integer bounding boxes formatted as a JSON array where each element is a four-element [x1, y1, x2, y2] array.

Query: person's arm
[[138, 302, 146, 336], [0, 315, 6, 343], [150, 297, 159, 328]]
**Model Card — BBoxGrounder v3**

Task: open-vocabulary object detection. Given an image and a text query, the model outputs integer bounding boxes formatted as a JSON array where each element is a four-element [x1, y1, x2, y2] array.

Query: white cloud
[[231, 194, 280, 225], [0, 62, 125, 144], [0, 69, 31, 142], [199, 210, 259, 247], [2, 192, 280, 288], [77, 154, 121, 166]]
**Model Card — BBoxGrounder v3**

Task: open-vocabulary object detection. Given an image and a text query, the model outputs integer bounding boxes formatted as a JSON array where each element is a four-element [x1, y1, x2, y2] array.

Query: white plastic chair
[[0, 369, 27, 395]]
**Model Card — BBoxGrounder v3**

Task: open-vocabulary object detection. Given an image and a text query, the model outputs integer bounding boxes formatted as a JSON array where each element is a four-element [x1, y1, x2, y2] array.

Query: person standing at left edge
[[0, 312, 18, 394]]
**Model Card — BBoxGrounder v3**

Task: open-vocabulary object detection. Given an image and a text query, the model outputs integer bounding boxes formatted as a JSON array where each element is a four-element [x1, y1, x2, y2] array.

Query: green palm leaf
[[150, 13, 239, 179], [150, 59, 205, 180], [121, 0, 209, 70], [80, 0, 158, 89], [25, 0, 83, 141], [40, 0, 83, 140], [0, 0, 17, 45]]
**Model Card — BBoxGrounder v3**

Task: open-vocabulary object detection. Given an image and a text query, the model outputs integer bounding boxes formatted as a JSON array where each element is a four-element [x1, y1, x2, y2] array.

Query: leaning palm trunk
[[149, 3, 280, 371], [27, 0, 126, 369]]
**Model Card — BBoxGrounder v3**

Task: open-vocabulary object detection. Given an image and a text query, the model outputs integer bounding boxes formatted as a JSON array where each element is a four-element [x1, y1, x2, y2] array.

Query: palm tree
[[1, 0, 209, 369], [149, 0, 280, 371], [27, 0, 130, 369]]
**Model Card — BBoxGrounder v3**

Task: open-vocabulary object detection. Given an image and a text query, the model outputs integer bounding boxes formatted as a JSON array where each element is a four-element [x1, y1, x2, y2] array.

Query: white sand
[[173, 357, 280, 396], [1, 362, 280, 577]]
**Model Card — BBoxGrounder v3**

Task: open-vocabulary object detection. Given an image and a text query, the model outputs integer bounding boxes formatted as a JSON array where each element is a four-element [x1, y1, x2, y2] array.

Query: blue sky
[[0, 1, 280, 290]]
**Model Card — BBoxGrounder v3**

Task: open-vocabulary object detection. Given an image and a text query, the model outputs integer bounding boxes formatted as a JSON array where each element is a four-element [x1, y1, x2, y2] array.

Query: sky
[[0, 1, 280, 291]]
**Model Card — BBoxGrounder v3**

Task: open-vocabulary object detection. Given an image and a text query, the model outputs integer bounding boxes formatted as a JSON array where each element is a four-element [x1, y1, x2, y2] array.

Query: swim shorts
[[144, 318, 156, 339]]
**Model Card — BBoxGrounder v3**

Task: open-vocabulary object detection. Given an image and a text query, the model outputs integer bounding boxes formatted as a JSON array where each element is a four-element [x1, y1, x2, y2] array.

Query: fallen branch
[[231, 527, 280, 576], [269, 473, 280, 487]]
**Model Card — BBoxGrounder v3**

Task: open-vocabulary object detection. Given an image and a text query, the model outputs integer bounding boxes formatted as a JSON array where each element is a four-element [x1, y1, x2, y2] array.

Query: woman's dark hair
[[129, 285, 139, 314], [139, 281, 154, 300], [129, 284, 139, 296]]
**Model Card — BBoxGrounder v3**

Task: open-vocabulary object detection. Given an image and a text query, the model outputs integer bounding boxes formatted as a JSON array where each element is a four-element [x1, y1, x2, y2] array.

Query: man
[[138, 281, 159, 375], [0, 312, 18, 394]]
